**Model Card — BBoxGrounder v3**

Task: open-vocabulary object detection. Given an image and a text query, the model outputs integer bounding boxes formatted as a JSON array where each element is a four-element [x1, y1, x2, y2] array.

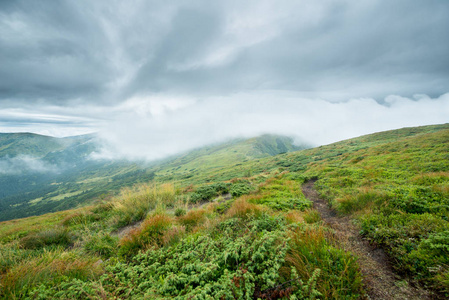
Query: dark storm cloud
[[123, 0, 449, 100], [1, 0, 448, 104], [0, 0, 115, 103]]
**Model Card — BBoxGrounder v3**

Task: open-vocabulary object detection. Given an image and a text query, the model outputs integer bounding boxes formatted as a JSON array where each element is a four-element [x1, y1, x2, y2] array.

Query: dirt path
[[302, 180, 430, 300]]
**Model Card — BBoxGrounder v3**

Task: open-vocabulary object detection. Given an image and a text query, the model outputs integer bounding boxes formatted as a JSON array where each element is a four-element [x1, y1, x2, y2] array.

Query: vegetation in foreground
[[0, 173, 364, 299], [0, 123, 448, 298]]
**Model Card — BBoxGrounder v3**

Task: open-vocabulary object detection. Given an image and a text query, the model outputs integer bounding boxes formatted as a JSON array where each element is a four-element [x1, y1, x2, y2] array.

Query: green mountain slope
[[1, 124, 449, 298], [0, 133, 63, 157], [0, 134, 302, 221]]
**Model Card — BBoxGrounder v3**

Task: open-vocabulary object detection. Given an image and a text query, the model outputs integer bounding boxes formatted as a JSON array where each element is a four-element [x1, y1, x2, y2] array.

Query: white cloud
[[91, 92, 449, 161], [1, 92, 448, 160], [0, 155, 59, 175]]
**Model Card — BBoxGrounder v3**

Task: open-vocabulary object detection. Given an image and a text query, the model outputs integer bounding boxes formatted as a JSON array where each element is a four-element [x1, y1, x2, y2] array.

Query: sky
[[1, 0, 448, 160]]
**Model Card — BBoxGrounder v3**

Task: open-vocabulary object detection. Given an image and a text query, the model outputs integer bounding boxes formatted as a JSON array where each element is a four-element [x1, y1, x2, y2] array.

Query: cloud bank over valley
[[1, 0, 448, 160]]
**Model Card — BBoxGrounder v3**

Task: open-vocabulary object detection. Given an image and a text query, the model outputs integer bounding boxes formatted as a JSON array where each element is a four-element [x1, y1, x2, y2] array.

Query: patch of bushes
[[32, 228, 323, 299], [249, 212, 286, 232], [214, 198, 234, 214], [174, 207, 186, 217], [190, 182, 231, 203], [230, 182, 254, 197]]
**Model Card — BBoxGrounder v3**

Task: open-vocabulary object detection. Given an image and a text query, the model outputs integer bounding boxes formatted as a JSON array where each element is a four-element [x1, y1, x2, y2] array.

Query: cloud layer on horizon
[[93, 92, 449, 160], [0, 1, 448, 159]]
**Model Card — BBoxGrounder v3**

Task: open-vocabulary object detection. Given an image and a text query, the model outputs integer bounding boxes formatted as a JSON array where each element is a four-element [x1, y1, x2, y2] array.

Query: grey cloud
[[0, 1, 115, 102], [0, 0, 448, 150], [1, 0, 448, 105]]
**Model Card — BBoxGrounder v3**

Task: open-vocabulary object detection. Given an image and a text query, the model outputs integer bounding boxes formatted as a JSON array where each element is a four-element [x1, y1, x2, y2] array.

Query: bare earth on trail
[[302, 180, 431, 300]]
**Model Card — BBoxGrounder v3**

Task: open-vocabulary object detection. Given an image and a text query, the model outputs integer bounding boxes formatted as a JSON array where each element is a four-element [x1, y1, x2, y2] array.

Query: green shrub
[[215, 198, 234, 214], [230, 182, 254, 197], [174, 207, 186, 217], [256, 197, 312, 211], [190, 182, 231, 203], [249, 212, 286, 232], [32, 228, 323, 299]]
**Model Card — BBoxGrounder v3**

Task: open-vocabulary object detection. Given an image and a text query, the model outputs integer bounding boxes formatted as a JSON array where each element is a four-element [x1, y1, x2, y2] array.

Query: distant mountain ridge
[[0, 133, 303, 221]]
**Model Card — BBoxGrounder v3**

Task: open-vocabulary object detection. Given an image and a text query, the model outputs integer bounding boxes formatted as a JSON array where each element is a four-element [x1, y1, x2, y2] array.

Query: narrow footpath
[[302, 180, 430, 300]]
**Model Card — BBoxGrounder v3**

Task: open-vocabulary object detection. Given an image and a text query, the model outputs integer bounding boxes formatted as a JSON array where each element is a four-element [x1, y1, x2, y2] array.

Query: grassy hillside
[[0, 133, 63, 158], [0, 124, 448, 298], [0, 134, 302, 221]]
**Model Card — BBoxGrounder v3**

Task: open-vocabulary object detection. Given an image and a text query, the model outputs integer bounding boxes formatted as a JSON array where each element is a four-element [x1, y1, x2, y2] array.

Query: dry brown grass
[[284, 210, 305, 224], [111, 183, 177, 228], [226, 197, 266, 220], [177, 209, 207, 230], [1, 249, 103, 299]]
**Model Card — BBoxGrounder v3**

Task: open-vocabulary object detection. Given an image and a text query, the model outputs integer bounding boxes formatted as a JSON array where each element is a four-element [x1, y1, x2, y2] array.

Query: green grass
[[1, 123, 449, 298], [298, 125, 449, 295]]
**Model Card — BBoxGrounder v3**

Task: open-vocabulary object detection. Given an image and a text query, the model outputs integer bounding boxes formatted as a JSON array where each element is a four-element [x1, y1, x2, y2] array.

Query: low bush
[[190, 182, 231, 203], [230, 182, 254, 197], [249, 212, 286, 232], [32, 228, 323, 299], [174, 207, 186, 217]]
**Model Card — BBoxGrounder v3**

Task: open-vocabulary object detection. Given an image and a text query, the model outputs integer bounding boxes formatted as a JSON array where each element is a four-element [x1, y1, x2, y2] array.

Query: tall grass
[[0, 249, 102, 299], [111, 183, 176, 228], [118, 214, 183, 258], [226, 197, 266, 220], [282, 225, 364, 299], [19, 227, 75, 250]]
